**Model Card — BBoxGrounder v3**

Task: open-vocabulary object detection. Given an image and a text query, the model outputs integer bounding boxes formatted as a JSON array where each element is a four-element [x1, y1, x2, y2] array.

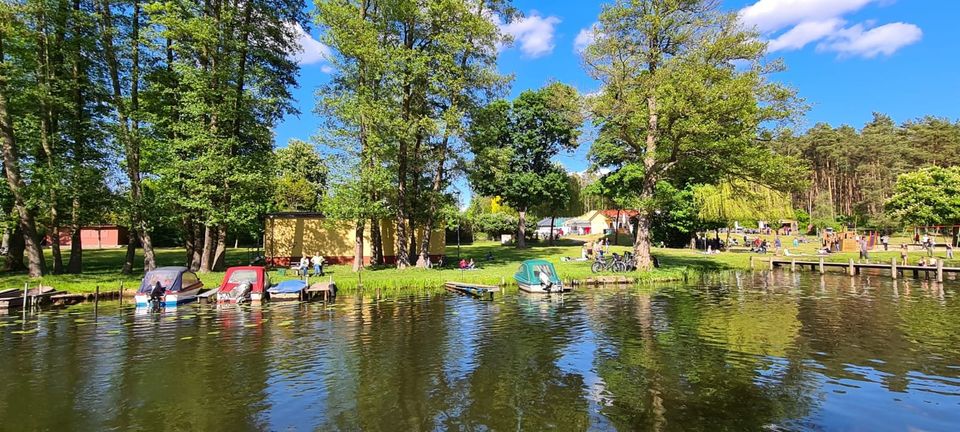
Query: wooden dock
[[444, 281, 500, 300], [197, 288, 219, 304], [763, 257, 958, 282], [307, 282, 337, 301]]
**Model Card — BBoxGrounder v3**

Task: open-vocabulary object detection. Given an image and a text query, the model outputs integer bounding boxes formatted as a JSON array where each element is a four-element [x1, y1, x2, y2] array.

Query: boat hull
[[517, 280, 567, 294], [135, 288, 202, 307], [267, 292, 301, 301]]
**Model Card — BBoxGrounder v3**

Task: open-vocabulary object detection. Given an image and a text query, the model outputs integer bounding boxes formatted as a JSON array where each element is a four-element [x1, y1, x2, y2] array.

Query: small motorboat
[[514, 259, 567, 293], [217, 266, 270, 303], [267, 279, 307, 301], [135, 266, 204, 308]]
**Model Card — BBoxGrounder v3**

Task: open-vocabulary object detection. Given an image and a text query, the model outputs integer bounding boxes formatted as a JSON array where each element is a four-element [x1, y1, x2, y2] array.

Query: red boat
[[217, 266, 270, 303]]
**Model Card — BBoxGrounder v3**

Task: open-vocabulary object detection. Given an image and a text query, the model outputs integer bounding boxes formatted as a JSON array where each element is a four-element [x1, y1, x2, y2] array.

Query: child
[[900, 244, 909, 265]]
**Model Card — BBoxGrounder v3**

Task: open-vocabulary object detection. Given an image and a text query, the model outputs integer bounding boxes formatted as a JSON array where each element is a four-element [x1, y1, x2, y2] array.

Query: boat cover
[[269, 280, 307, 293], [514, 259, 562, 286]]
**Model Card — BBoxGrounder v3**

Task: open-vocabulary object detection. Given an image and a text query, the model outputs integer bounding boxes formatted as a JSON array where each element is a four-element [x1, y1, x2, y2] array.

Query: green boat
[[514, 259, 566, 293]]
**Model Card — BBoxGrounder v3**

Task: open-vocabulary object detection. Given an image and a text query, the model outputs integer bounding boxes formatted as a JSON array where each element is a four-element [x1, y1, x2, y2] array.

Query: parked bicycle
[[592, 252, 628, 273]]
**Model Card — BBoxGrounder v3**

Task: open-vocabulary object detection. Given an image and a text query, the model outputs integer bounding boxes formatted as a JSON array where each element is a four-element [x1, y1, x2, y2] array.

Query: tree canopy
[[468, 82, 583, 247]]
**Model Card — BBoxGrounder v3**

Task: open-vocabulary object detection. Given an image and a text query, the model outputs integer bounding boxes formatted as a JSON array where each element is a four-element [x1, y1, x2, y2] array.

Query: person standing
[[859, 237, 869, 262], [947, 244, 955, 260], [900, 244, 909, 265], [881, 234, 889, 251]]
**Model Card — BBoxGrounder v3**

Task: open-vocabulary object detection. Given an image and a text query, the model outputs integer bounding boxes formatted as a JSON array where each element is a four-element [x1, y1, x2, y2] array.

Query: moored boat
[[134, 267, 204, 308], [267, 279, 307, 301], [514, 259, 567, 293], [217, 266, 270, 303]]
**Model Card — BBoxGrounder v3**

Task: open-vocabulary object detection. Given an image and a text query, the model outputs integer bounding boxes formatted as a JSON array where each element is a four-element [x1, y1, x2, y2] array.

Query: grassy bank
[[0, 236, 955, 294]]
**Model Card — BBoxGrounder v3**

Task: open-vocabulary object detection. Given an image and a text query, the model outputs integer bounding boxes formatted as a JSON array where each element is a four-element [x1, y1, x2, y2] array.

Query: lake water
[[1, 271, 959, 431]]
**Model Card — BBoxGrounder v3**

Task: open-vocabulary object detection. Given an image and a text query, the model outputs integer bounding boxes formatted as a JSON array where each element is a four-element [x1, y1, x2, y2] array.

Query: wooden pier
[[444, 281, 500, 300], [762, 257, 958, 282], [307, 282, 337, 301]]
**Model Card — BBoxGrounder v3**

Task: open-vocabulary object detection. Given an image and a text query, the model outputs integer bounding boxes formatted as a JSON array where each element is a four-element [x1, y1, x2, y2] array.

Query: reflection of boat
[[514, 259, 567, 293], [134, 266, 204, 307], [217, 266, 270, 303], [267, 280, 307, 301]]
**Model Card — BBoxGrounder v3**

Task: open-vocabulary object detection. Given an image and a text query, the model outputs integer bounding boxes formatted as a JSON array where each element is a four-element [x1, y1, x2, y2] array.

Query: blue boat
[[135, 267, 205, 307], [514, 259, 566, 293], [267, 279, 308, 301]]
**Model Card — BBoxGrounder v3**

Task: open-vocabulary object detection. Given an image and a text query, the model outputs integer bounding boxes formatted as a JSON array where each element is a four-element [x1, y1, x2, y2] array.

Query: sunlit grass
[[0, 235, 955, 294]]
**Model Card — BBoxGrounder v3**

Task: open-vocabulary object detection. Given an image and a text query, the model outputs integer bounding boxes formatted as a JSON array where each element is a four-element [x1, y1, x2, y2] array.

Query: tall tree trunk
[[632, 89, 659, 270], [122, 228, 136, 274], [199, 225, 215, 273], [353, 220, 364, 272], [4, 225, 25, 272], [98, 0, 156, 272], [36, 3, 64, 275], [517, 208, 527, 248], [66, 0, 85, 275], [549, 214, 556, 246], [416, 142, 447, 268], [184, 218, 195, 267], [212, 224, 226, 271], [0, 36, 47, 277], [370, 217, 383, 265], [190, 221, 202, 270], [66, 196, 82, 273]]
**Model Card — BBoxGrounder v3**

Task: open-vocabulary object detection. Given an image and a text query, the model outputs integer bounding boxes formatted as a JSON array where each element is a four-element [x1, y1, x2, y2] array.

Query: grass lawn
[[1, 235, 955, 295]]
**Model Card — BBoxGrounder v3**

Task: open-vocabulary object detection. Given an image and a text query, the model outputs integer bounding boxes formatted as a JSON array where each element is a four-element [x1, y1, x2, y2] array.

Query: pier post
[[769, 258, 774, 271], [791, 259, 796, 272], [819, 257, 825, 275], [95, 285, 100, 303], [848, 259, 855, 276], [937, 259, 944, 283], [749, 256, 754, 270], [119, 281, 123, 305], [891, 258, 897, 279]]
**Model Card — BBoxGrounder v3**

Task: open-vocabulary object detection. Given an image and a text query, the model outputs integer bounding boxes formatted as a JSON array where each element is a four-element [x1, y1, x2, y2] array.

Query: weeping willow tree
[[694, 181, 795, 238]]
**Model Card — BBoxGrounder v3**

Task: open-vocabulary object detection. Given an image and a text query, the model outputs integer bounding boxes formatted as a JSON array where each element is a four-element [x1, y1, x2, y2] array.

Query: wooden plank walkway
[[762, 257, 958, 282], [444, 281, 500, 300]]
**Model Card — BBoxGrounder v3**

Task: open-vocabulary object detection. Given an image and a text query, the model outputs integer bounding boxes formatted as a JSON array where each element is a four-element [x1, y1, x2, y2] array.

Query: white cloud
[[499, 13, 561, 58], [288, 23, 333, 68], [740, 0, 922, 58], [573, 25, 596, 52], [818, 22, 922, 58], [739, 0, 875, 33], [767, 18, 844, 52]]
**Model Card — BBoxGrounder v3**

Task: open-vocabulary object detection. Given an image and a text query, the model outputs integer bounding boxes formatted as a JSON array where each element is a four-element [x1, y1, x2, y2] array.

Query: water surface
[[1, 272, 959, 431]]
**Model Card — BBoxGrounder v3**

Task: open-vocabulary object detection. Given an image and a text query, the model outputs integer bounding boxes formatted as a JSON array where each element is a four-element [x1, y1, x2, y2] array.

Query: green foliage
[[581, 0, 806, 264], [773, 114, 960, 226], [694, 181, 794, 225], [468, 83, 583, 213], [273, 140, 327, 211], [886, 166, 960, 226]]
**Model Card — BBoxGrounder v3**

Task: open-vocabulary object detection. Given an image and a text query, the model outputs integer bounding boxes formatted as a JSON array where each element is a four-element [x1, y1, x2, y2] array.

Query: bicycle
[[592, 253, 627, 273]]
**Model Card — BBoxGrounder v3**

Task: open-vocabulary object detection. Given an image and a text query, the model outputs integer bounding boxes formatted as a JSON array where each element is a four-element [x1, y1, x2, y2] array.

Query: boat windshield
[[533, 265, 556, 281], [227, 270, 258, 285], [138, 271, 179, 294]]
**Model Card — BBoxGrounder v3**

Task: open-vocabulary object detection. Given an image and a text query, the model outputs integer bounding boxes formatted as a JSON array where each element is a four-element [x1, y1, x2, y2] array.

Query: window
[[227, 270, 258, 284], [180, 272, 199, 290]]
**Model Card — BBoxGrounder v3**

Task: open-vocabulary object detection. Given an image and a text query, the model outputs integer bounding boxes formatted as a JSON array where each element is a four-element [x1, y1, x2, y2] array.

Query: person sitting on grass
[[459, 258, 469, 269]]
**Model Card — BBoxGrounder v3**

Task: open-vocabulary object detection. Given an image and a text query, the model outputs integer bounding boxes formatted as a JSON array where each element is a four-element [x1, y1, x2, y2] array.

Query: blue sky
[[277, 0, 960, 202]]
